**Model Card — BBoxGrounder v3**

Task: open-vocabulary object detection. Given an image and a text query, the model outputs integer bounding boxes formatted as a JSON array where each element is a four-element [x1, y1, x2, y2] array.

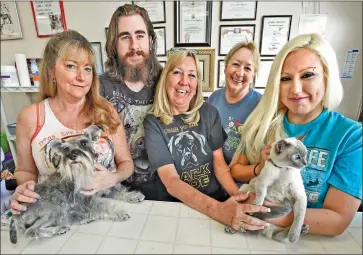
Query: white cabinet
[[0, 87, 40, 165]]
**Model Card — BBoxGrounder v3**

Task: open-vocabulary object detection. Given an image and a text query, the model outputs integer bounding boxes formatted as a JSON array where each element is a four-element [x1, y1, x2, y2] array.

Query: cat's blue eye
[[292, 154, 300, 161]]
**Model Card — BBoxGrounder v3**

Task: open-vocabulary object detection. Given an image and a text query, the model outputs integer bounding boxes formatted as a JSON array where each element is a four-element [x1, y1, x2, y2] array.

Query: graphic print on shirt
[[223, 116, 243, 152], [168, 130, 207, 170], [167, 130, 212, 189], [120, 104, 152, 181], [301, 147, 330, 204]]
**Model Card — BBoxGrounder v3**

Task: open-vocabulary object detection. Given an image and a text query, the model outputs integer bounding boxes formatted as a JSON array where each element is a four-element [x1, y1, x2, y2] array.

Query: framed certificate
[[220, 2, 257, 21], [1, 2, 23, 40], [154, 26, 166, 56], [217, 60, 226, 88], [132, 1, 166, 24], [169, 48, 215, 92], [174, 1, 212, 47], [30, 1, 67, 38], [260, 15, 292, 57], [254, 59, 273, 88], [90, 42, 104, 75], [219, 25, 255, 56]]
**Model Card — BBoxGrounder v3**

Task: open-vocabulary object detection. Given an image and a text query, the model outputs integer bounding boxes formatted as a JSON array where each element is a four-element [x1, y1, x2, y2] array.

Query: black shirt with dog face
[[143, 102, 228, 201]]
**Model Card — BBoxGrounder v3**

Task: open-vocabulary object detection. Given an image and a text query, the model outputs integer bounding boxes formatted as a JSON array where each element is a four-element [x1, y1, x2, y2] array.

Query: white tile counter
[[1, 200, 362, 254]]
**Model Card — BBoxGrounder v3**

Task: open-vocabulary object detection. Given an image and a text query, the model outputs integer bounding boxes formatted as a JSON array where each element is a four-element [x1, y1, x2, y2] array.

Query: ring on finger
[[240, 222, 247, 232]]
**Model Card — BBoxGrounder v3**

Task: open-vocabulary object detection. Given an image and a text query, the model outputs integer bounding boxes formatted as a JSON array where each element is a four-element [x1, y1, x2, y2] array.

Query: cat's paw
[[79, 219, 95, 225], [272, 229, 289, 243], [288, 229, 300, 243], [56, 226, 70, 235], [224, 225, 237, 234], [113, 211, 130, 221], [301, 224, 309, 235]]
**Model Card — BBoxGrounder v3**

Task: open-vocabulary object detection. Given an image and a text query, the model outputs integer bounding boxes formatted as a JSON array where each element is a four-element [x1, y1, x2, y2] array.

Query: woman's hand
[[10, 180, 39, 214], [219, 191, 271, 231], [80, 163, 116, 196], [257, 144, 272, 175]]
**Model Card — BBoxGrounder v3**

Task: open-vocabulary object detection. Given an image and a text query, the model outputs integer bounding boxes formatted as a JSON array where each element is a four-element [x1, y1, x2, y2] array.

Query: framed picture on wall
[[254, 59, 273, 88], [219, 25, 255, 56], [220, 2, 257, 21], [90, 42, 104, 75], [1, 2, 23, 40], [260, 15, 292, 57], [198, 60, 205, 81], [154, 26, 166, 56], [105, 27, 108, 39], [174, 1, 212, 47], [217, 60, 225, 88], [132, 1, 166, 24], [169, 48, 215, 92], [30, 1, 67, 38]]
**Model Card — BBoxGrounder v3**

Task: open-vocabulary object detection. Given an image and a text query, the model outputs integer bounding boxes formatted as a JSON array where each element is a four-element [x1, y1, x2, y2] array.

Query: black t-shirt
[[99, 73, 156, 184], [143, 102, 228, 201]]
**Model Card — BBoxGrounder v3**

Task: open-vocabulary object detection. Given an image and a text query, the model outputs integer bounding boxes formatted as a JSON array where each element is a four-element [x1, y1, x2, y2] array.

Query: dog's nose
[[69, 151, 78, 160]]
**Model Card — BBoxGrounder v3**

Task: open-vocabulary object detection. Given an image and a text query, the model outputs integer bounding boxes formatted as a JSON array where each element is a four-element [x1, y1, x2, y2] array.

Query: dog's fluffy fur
[[10, 125, 144, 244]]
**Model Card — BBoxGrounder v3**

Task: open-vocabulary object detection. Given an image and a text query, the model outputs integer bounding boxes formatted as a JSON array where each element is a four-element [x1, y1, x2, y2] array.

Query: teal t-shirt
[[283, 109, 362, 208]]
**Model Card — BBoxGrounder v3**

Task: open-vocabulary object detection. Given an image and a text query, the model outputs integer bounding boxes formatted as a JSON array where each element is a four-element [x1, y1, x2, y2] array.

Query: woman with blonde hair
[[144, 49, 271, 232], [10, 30, 134, 213], [231, 33, 362, 235], [208, 42, 262, 165]]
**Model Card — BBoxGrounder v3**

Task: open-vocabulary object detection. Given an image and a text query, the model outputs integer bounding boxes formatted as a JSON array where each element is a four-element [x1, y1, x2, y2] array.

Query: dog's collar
[[268, 158, 283, 168]]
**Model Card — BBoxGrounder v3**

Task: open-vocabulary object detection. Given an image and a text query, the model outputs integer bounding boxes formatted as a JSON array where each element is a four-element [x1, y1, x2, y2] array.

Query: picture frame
[[1, 2, 23, 40], [174, 1, 212, 47], [260, 15, 292, 57], [219, 24, 255, 56], [90, 42, 104, 75], [154, 26, 166, 56], [220, 1, 257, 21], [30, 1, 67, 38], [198, 60, 205, 81], [254, 59, 273, 88], [105, 27, 108, 39], [159, 61, 166, 68], [217, 60, 226, 88], [132, 1, 166, 24], [168, 48, 215, 92]]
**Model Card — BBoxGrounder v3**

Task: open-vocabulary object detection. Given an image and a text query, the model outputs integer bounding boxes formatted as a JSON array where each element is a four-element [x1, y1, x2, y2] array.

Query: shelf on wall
[[1, 87, 40, 93]]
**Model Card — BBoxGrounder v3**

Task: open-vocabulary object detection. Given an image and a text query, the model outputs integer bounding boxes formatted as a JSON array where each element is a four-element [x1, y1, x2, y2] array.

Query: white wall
[[1, 1, 362, 131]]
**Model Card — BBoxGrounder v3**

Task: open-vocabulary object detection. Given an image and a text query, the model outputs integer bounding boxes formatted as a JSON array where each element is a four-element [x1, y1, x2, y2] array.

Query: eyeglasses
[[169, 48, 199, 55]]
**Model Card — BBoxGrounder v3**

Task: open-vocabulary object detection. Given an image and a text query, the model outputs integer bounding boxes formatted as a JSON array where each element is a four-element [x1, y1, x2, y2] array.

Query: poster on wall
[[254, 59, 273, 88], [174, 1, 212, 47], [30, 1, 67, 38], [220, 2, 257, 21], [90, 42, 104, 75], [1, 1, 23, 40], [219, 25, 255, 56], [154, 27, 166, 56], [260, 15, 292, 57], [217, 60, 225, 88]]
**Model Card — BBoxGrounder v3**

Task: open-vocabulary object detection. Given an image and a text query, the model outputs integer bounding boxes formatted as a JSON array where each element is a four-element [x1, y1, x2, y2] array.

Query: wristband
[[253, 163, 260, 176]]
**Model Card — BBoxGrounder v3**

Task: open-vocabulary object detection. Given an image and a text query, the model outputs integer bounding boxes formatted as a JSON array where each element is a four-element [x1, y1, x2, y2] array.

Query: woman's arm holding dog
[[11, 104, 40, 213], [158, 164, 271, 231], [213, 148, 239, 196]]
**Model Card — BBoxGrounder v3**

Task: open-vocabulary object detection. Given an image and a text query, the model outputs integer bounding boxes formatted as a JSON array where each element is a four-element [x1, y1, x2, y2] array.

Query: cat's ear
[[276, 139, 289, 154], [296, 133, 307, 141]]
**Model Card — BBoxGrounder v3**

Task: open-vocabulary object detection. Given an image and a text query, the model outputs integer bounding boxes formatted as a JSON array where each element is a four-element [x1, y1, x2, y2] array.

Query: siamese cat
[[226, 137, 308, 243]]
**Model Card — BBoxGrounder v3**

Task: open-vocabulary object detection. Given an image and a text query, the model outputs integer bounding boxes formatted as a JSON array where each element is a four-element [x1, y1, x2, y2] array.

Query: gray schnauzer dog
[[10, 125, 144, 244]]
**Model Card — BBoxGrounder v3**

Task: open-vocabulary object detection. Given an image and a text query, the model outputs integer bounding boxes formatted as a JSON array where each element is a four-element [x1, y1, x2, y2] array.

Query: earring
[[52, 78, 57, 86]]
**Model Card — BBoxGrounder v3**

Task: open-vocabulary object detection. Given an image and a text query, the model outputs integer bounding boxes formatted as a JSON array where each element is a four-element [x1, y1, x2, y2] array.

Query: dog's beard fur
[[118, 50, 152, 83]]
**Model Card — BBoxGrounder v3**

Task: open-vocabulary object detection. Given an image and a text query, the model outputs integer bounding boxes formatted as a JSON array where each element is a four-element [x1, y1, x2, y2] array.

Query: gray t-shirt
[[99, 73, 156, 184], [143, 102, 228, 201]]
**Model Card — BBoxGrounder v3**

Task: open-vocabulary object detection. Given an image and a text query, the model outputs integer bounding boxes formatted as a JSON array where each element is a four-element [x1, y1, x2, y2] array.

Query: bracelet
[[253, 163, 260, 176]]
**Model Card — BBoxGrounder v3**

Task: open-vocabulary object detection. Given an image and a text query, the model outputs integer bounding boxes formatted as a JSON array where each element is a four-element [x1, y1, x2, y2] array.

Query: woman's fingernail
[[21, 207, 27, 211], [266, 208, 271, 212], [32, 199, 37, 203]]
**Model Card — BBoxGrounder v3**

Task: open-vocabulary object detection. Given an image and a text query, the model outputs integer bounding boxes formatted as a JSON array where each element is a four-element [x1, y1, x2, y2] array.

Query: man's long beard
[[119, 50, 151, 83]]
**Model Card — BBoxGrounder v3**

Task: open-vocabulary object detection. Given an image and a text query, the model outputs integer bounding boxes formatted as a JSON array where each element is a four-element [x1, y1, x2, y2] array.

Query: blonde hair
[[149, 50, 204, 125], [224, 41, 260, 77], [230, 33, 343, 165], [39, 30, 120, 134]]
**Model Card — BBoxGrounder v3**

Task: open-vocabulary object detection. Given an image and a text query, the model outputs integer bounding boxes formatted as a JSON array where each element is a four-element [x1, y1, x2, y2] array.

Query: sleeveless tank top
[[31, 98, 116, 183]]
